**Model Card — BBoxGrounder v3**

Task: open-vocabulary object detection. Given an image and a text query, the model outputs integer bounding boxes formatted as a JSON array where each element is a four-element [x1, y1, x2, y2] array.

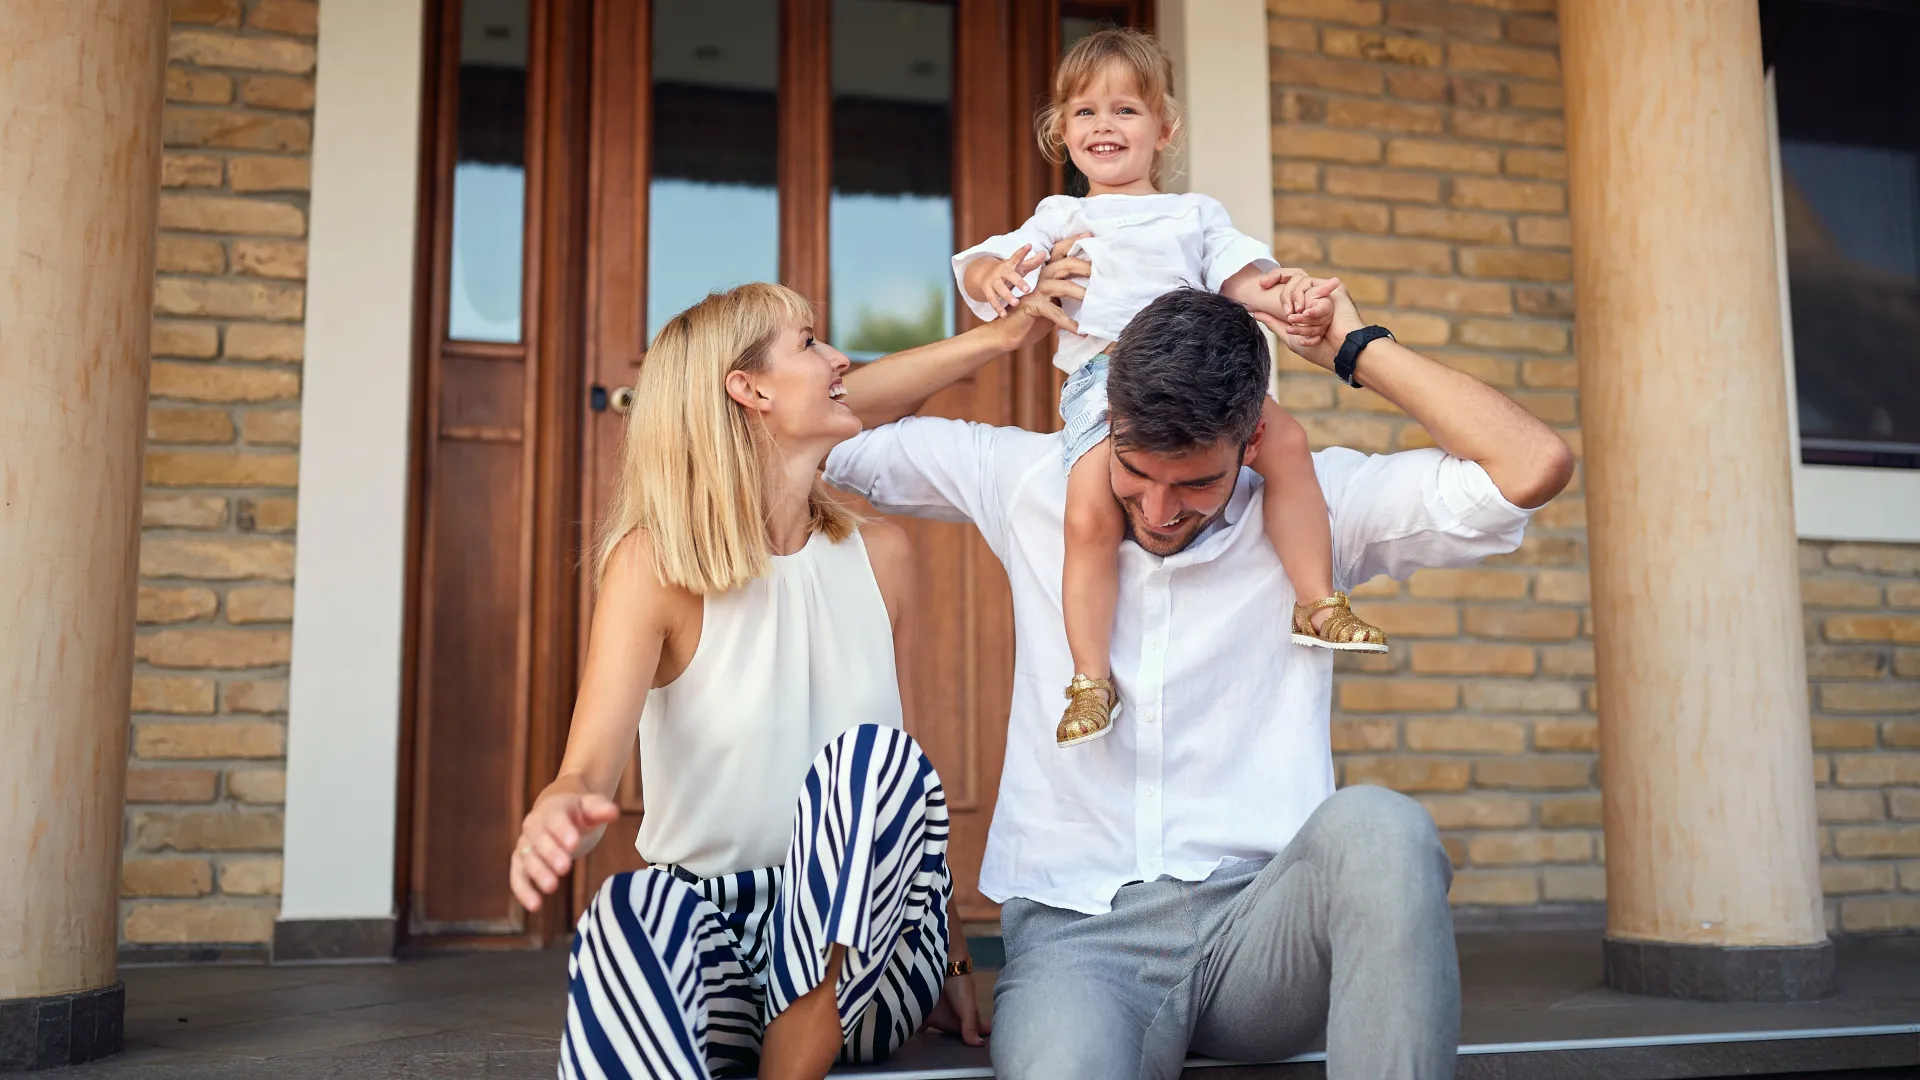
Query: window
[[1763, 0, 1920, 540], [446, 0, 530, 343], [828, 0, 955, 359], [647, 0, 781, 345]]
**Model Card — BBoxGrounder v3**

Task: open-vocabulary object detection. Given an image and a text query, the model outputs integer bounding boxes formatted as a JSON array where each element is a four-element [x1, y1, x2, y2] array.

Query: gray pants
[[991, 785, 1460, 1080]]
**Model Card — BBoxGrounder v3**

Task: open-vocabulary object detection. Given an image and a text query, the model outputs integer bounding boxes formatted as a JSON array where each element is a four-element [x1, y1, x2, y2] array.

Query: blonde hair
[[1036, 27, 1184, 189], [594, 283, 860, 595]]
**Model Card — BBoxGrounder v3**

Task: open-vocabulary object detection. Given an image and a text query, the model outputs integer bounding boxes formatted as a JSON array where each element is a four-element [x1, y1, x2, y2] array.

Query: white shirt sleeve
[[823, 416, 1014, 551], [1196, 195, 1280, 293], [951, 196, 1077, 324], [1315, 446, 1536, 589]]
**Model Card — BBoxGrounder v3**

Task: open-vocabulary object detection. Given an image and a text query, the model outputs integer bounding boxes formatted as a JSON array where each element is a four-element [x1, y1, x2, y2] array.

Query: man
[[835, 277, 1574, 1079]]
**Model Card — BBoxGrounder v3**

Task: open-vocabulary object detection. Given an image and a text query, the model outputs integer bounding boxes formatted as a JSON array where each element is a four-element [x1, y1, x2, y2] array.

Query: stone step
[[832, 1023, 1920, 1079]]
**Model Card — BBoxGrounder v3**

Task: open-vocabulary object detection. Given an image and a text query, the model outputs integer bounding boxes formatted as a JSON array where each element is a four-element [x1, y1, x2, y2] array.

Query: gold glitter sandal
[[1057, 674, 1117, 747], [1291, 592, 1389, 653]]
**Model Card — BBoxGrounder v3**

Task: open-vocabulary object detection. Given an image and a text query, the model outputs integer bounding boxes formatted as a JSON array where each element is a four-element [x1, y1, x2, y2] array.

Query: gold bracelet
[[945, 957, 972, 978]]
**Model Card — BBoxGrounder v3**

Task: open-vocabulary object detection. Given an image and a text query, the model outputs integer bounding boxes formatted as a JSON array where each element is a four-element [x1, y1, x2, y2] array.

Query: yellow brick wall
[[124, 0, 316, 954], [1268, 0, 1920, 931]]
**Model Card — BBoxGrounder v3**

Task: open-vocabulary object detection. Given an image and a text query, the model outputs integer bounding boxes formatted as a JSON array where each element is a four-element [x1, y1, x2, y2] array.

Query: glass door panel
[[447, 0, 531, 342], [828, 0, 954, 359], [647, 0, 782, 343]]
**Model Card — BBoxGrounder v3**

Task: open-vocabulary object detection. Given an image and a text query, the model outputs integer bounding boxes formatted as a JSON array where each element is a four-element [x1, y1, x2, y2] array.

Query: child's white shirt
[[951, 191, 1278, 374]]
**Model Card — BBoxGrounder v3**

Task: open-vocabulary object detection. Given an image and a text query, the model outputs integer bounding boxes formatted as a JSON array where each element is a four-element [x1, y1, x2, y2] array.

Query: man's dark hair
[[1105, 289, 1270, 454]]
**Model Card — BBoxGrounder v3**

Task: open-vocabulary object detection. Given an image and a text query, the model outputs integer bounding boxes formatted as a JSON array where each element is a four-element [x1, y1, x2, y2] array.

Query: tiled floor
[[18, 933, 1920, 1079]]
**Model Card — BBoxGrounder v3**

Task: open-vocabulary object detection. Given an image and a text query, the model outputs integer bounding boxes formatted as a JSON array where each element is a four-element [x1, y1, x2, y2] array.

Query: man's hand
[[927, 972, 991, 1046], [1251, 271, 1364, 370]]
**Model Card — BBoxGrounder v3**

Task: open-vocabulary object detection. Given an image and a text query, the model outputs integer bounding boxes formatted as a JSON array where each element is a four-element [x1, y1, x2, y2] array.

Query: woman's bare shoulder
[[858, 518, 912, 568], [600, 530, 699, 619], [856, 520, 915, 618]]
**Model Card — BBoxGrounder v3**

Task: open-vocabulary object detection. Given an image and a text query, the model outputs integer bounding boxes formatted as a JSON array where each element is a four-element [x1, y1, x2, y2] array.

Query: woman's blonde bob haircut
[[1035, 27, 1185, 189], [594, 282, 860, 595]]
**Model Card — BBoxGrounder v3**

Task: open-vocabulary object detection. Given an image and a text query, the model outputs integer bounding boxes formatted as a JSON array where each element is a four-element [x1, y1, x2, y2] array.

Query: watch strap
[[1334, 326, 1393, 389]]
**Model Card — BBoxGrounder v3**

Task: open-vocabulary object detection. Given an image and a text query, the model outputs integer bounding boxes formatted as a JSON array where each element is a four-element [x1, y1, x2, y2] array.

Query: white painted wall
[[1159, 0, 1278, 386], [1158, 0, 1273, 251], [281, 0, 425, 922]]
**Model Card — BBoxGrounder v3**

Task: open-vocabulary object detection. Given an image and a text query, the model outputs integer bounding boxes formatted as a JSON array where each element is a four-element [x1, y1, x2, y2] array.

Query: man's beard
[[1119, 499, 1229, 557]]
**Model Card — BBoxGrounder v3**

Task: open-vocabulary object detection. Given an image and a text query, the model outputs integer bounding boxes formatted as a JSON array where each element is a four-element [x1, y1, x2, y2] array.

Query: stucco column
[[1561, 2, 1830, 1001], [0, 0, 167, 1066]]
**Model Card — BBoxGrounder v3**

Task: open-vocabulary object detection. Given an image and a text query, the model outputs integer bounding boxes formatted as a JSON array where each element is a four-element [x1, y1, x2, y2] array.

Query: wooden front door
[[405, 0, 1147, 946]]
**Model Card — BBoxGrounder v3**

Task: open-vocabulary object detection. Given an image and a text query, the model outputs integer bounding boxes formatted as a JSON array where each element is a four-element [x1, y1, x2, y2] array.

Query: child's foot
[[1057, 674, 1117, 746], [1292, 593, 1389, 653]]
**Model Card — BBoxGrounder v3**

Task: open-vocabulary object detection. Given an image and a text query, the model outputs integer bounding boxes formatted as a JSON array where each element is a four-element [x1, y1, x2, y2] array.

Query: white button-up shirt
[[824, 419, 1535, 915]]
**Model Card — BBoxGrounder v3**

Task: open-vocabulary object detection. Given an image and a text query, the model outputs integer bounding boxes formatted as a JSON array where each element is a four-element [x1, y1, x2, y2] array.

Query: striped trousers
[[562, 724, 952, 1079]]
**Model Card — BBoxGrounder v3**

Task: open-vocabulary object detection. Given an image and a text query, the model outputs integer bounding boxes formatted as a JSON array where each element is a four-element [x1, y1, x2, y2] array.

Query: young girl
[[953, 28, 1388, 749]]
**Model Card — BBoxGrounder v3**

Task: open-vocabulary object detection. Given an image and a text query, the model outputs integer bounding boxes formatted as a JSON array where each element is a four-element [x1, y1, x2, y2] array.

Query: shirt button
[[1145, 786, 1156, 796]]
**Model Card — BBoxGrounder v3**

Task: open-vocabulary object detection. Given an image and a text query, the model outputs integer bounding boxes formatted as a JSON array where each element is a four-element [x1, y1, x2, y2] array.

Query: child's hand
[[980, 244, 1047, 316], [1250, 268, 1340, 348], [1284, 275, 1341, 348]]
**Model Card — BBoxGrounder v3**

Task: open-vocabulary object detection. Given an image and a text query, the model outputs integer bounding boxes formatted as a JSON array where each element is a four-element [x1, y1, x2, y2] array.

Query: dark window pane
[[1764, 0, 1920, 469], [648, 0, 780, 344], [448, 0, 529, 343], [830, 0, 954, 359]]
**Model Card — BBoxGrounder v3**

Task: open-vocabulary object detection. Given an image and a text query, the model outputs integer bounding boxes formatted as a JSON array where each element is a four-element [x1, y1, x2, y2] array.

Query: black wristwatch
[[1333, 326, 1393, 389]]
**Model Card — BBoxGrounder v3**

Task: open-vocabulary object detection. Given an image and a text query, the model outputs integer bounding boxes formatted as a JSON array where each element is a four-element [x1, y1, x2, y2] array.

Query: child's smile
[[1064, 65, 1173, 196]]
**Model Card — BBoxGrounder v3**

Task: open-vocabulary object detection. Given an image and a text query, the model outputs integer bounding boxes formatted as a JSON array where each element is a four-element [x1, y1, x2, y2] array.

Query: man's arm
[[825, 416, 1024, 549], [1254, 279, 1575, 509]]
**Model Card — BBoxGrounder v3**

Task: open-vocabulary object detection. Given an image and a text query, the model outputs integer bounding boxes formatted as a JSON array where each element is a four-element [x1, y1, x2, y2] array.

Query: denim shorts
[[1059, 353, 1111, 471]]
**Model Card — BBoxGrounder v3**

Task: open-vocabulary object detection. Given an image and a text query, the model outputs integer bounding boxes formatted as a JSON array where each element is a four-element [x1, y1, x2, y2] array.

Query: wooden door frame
[[397, 0, 592, 950], [400, 0, 1151, 947]]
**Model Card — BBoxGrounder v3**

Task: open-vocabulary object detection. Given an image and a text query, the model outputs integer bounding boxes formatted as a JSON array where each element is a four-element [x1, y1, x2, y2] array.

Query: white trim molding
[[1158, 0, 1279, 388], [281, 0, 427, 924], [1158, 0, 1273, 246], [1765, 69, 1920, 543]]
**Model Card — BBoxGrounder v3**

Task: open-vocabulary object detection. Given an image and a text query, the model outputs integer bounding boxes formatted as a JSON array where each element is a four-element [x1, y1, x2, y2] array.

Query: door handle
[[610, 386, 636, 415]]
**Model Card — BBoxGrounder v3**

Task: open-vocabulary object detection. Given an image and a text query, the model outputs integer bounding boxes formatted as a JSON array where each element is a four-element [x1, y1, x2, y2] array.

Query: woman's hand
[[509, 789, 621, 912], [985, 233, 1093, 351], [966, 244, 1048, 315], [926, 971, 991, 1047]]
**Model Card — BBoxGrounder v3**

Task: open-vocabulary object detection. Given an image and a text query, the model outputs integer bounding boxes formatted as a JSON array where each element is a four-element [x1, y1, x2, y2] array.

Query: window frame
[[1765, 67, 1920, 542]]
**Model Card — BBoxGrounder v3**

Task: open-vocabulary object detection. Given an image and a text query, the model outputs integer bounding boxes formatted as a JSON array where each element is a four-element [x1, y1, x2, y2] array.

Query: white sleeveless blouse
[[633, 529, 904, 878]]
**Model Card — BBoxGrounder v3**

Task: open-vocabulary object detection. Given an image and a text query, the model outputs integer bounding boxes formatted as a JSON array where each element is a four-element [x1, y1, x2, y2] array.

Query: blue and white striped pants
[[561, 725, 952, 1079]]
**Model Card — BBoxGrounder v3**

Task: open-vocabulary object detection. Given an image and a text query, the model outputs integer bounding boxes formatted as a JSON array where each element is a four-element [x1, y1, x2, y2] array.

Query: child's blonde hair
[[594, 282, 860, 595], [1036, 27, 1184, 189]]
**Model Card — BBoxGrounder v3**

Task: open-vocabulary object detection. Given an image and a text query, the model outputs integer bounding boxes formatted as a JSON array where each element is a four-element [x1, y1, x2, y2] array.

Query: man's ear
[[724, 369, 763, 412], [1242, 415, 1268, 466]]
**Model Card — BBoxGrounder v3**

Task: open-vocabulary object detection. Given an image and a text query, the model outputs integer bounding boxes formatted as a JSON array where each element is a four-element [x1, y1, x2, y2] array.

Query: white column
[[1562, 0, 1830, 1000], [280, 0, 427, 935], [0, 0, 166, 1064]]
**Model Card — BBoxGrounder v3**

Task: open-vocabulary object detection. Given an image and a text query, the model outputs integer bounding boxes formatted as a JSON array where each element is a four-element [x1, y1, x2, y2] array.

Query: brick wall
[[123, 0, 316, 956], [1266, 0, 1920, 932]]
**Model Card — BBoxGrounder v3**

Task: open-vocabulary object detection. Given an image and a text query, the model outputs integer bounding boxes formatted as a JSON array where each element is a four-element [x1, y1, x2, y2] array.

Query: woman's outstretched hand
[[510, 790, 621, 911]]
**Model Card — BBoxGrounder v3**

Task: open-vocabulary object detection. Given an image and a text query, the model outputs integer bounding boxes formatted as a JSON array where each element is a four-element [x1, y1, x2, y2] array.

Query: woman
[[509, 274, 1075, 1080]]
